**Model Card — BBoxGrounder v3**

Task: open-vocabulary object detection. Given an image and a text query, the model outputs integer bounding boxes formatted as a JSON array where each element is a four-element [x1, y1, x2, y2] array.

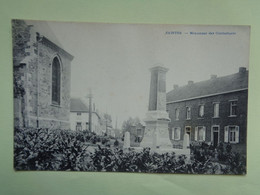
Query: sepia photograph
[[13, 20, 249, 174]]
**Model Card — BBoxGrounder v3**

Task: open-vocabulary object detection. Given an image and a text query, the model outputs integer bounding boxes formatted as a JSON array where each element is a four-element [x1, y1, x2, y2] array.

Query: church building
[[13, 20, 74, 129]]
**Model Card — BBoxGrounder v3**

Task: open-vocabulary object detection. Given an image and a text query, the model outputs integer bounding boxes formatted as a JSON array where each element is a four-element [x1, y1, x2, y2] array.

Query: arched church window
[[52, 56, 61, 105]]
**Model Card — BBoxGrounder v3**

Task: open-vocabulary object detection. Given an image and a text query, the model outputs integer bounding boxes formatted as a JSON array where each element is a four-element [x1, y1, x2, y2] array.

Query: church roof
[[25, 20, 73, 61], [166, 67, 248, 103], [70, 98, 89, 112], [25, 20, 63, 49]]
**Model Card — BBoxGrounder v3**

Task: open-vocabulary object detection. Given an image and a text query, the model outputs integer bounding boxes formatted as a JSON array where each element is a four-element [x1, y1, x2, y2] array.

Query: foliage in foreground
[[14, 128, 246, 174]]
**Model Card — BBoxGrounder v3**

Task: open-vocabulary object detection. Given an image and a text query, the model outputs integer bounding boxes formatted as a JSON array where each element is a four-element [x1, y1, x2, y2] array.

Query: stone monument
[[183, 133, 190, 149], [140, 65, 172, 150], [123, 131, 130, 149]]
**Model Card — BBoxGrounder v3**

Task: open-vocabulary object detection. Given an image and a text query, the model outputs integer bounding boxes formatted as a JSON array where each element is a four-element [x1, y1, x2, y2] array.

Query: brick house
[[166, 67, 248, 154], [13, 20, 73, 129]]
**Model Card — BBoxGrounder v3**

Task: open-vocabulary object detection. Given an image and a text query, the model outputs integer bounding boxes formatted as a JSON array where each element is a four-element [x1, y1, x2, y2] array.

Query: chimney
[[239, 67, 246, 74], [173, 84, 179, 89], [210, 74, 217, 79], [188, 80, 194, 85]]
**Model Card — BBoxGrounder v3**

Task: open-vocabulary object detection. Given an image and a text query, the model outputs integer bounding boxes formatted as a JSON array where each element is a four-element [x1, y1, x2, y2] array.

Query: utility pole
[[105, 118, 108, 135], [115, 116, 118, 130], [87, 90, 93, 132]]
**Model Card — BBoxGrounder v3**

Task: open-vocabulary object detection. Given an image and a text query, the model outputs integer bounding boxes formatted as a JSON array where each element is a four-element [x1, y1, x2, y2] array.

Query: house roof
[[166, 68, 248, 103], [70, 98, 89, 112], [70, 98, 102, 120]]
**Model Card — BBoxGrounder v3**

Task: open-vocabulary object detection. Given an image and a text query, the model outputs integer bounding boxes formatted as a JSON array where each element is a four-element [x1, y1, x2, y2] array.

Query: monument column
[[140, 65, 172, 150]]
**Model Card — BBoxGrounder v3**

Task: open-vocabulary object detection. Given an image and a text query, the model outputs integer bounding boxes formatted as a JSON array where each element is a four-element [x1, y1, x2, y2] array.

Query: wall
[[28, 40, 72, 129], [167, 90, 248, 153]]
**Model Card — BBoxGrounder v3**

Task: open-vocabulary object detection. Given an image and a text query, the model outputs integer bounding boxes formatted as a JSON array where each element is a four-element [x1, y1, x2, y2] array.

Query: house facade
[[121, 122, 145, 146], [70, 98, 105, 135], [13, 20, 73, 129], [166, 67, 248, 154], [129, 123, 145, 143]]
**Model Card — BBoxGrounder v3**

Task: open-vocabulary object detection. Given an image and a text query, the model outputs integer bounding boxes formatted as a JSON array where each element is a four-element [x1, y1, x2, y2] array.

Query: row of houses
[[166, 67, 248, 153], [127, 67, 248, 154]]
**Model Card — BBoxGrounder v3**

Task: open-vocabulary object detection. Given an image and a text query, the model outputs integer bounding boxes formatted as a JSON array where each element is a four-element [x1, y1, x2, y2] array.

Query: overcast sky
[[46, 21, 250, 128]]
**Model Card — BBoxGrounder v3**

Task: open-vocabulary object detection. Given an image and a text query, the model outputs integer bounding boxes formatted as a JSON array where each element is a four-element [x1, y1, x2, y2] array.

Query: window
[[213, 103, 219, 118], [137, 129, 142, 142], [137, 129, 142, 136], [224, 126, 239, 143], [172, 127, 181, 140], [76, 122, 82, 131], [77, 112, 81, 116], [186, 107, 191, 120], [230, 100, 237, 116], [198, 105, 204, 117], [52, 57, 61, 105], [195, 126, 206, 141], [175, 108, 180, 120]]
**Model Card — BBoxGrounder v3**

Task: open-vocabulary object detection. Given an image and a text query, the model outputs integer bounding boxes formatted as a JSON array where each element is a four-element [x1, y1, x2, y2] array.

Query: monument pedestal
[[125, 65, 190, 159], [140, 111, 172, 150]]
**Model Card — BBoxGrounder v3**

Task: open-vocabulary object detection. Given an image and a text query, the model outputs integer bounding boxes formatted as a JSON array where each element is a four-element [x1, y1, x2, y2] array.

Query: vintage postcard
[[13, 20, 249, 174]]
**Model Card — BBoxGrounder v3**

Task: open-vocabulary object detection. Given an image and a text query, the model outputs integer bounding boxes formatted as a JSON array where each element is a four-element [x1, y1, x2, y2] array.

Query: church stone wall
[[13, 20, 72, 130], [26, 41, 72, 129]]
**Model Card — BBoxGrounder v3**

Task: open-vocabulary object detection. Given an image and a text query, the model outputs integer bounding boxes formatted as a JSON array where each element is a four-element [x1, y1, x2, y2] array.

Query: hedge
[[14, 128, 246, 174]]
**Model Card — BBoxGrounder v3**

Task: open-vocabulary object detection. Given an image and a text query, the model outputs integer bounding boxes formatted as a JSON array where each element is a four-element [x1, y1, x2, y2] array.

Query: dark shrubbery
[[87, 147, 191, 173], [114, 139, 119, 147], [190, 142, 246, 175], [14, 128, 93, 171], [14, 128, 246, 174]]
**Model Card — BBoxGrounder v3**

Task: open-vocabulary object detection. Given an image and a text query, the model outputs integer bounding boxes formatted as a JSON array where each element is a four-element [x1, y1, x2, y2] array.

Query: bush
[[14, 128, 93, 171], [14, 128, 246, 174], [101, 138, 108, 145], [190, 142, 246, 175], [114, 139, 119, 147]]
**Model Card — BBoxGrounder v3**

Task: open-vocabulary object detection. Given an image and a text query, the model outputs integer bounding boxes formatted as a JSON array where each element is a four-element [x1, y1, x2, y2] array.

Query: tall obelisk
[[140, 65, 172, 150]]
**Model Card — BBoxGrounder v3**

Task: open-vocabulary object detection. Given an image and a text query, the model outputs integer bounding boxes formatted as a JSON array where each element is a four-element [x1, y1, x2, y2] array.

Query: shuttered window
[[195, 126, 206, 141], [76, 122, 82, 131], [172, 127, 181, 140], [224, 126, 239, 143]]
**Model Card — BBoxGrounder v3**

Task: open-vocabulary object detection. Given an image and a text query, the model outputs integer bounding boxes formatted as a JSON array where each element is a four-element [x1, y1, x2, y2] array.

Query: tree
[[103, 113, 112, 135], [121, 117, 140, 134], [103, 113, 112, 123]]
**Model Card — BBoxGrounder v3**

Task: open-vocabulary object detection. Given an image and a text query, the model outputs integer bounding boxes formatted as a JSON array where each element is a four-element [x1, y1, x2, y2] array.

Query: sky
[[45, 21, 250, 128]]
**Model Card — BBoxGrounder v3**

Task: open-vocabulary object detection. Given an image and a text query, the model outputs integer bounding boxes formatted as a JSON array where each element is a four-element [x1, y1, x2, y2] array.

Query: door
[[185, 126, 191, 140], [212, 126, 219, 147]]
